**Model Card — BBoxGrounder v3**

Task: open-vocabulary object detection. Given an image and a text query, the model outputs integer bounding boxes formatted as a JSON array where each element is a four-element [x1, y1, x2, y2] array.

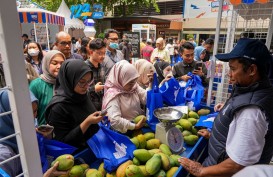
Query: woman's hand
[[181, 75, 191, 81], [159, 74, 172, 86], [36, 124, 54, 139], [43, 161, 68, 177], [197, 129, 210, 139], [95, 82, 104, 92], [86, 111, 103, 124], [135, 117, 146, 130], [147, 70, 154, 89], [81, 111, 103, 133]]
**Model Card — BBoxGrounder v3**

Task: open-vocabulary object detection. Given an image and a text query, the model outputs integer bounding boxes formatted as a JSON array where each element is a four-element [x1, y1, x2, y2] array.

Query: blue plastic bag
[[146, 73, 163, 131], [44, 139, 77, 159], [0, 168, 10, 177], [87, 121, 136, 173], [172, 55, 182, 65], [183, 72, 204, 110], [37, 133, 77, 173], [159, 77, 185, 106], [195, 112, 218, 129]]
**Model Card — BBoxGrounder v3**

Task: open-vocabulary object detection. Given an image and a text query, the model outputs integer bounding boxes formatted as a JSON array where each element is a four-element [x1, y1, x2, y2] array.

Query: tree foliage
[[32, 0, 159, 15]]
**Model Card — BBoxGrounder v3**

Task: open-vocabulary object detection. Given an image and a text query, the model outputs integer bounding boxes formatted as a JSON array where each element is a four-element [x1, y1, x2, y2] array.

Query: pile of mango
[[51, 145, 180, 177], [174, 109, 210, 146], [124, 130, 181, 177], [50, 154, 96, 177]]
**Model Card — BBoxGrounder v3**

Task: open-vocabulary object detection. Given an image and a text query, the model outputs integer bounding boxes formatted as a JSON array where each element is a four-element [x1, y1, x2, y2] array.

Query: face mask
[[28, 49, 39, 57], [109, 42, 119, 49]]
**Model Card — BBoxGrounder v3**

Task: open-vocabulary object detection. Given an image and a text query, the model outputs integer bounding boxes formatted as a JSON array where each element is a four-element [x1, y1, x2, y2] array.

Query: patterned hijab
[[102, 60, 140, 109]]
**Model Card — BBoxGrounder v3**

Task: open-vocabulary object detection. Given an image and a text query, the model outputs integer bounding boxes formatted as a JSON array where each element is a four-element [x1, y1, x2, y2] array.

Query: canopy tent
[[56, 0, 85, 32], [226, 0, 273, 20], [18, 8, 65, 50]]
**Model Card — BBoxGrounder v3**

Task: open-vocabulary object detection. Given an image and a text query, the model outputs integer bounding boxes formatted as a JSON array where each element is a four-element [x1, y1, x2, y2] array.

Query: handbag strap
[[183, 87, 197, 101]]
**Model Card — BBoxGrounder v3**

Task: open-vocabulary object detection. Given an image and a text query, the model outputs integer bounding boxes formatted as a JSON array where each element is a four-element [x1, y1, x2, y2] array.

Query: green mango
[[69, 165, 84, 177], [184, 135, 199, 146], [51, 154, 74, 171], [145, 154, 162, 175]]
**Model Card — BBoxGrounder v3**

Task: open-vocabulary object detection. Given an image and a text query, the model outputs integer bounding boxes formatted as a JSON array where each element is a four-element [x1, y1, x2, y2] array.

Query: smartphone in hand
[[99, 106, 112, 117], [37, 125, 54, 132], [194, 62, 203, 70]]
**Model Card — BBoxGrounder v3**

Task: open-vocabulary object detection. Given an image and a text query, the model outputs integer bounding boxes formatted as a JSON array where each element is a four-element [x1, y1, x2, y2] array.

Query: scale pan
[[153, 107, 183, 123]]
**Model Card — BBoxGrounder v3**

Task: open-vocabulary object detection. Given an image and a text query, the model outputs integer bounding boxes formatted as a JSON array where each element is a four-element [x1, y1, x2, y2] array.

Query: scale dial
[[166, 127, 184, 154]]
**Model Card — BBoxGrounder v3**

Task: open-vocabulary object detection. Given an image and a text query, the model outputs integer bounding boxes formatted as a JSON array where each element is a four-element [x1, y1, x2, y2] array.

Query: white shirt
[[166, 43, 174, 55], [75, 41, 81, 50], [232, 165, 273, 177], [226, 106, 268, 166]]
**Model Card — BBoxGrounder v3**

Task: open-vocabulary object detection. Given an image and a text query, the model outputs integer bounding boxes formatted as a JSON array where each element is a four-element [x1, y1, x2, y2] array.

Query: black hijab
[[45, 60, 98, 149], [54, 59, 93, 104], [154, 61, 170, 83]]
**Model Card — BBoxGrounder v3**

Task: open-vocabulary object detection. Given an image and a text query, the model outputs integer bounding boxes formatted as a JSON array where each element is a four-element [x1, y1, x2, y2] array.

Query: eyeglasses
[[108, 38, 119, 41], [94, 51, 105, 56], [58, 41, 72, 46], [77, 79, 94, 88]]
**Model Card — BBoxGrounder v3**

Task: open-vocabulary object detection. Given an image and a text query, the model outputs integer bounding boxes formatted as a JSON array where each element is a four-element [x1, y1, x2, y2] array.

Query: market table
[[74, 136, 208, 177]]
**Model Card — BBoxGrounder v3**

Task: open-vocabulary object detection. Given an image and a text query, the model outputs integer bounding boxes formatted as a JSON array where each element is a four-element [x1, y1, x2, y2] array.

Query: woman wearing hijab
[[102, 60, 148, 133], [29, 50, 65, 125], [154, 61, 173, 86], [150, 37, 170, 63], [45, 59, 103, 150], [194, 46, 206, 61], [133, 59, 155, 89]]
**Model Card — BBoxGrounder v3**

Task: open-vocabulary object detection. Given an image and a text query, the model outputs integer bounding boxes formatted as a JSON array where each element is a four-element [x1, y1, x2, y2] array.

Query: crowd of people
[[1, 28, 273, 177]]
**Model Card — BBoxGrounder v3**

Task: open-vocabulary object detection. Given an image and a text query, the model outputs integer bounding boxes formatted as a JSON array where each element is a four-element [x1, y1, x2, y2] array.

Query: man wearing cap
[[178, 38, 273, 176], [22, 34, 31, 49]]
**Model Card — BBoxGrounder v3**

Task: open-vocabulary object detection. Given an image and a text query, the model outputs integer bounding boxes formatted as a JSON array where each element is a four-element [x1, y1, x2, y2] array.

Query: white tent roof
[[56, 0, 85, 29]]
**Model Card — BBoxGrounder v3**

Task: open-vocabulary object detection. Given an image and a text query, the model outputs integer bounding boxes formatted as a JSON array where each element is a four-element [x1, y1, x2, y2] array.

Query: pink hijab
[[102, 60, 140, 109]]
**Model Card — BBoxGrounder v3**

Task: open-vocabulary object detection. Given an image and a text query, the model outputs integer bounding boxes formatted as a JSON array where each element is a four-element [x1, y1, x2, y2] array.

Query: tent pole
[[45, 15, 50, 51], [33, 22, 37, 42]]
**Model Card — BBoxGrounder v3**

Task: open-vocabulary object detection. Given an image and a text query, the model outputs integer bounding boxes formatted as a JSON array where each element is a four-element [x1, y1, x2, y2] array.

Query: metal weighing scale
[[154, 107, 185, 154]]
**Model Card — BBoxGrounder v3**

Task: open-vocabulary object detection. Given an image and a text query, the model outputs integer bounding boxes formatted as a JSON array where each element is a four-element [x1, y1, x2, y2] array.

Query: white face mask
[[28, 49, 39, 57]]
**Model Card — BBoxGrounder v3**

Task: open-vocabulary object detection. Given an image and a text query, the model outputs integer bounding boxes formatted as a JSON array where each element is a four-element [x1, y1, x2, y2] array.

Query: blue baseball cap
[[215, 38, 272, 68]]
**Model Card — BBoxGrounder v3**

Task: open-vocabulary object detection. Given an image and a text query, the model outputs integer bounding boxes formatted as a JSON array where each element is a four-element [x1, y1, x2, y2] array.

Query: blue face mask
[[109, 42, 119, 49]]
